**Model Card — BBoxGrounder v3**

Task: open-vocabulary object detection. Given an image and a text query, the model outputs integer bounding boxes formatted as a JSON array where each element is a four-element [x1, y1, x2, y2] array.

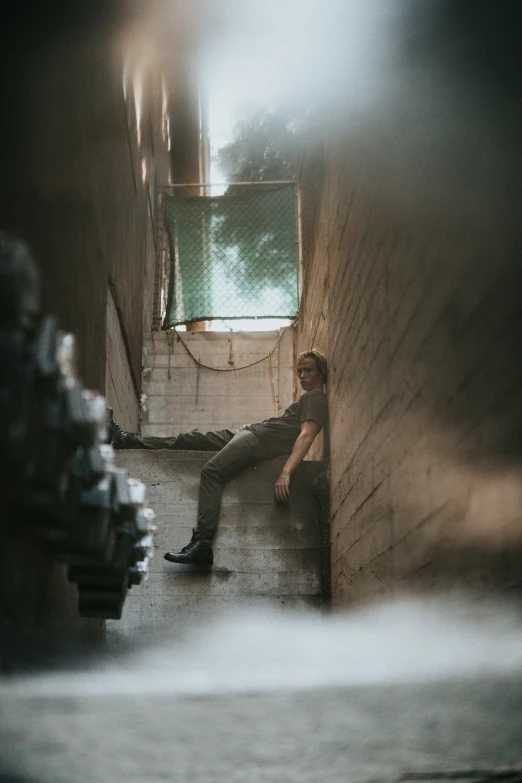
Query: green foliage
[[163, 185, 298, 327], [212, 184, 297, 299], [163, 109, 304, 327], [207, 109, 304, 316], [216, 108, 305, 183]]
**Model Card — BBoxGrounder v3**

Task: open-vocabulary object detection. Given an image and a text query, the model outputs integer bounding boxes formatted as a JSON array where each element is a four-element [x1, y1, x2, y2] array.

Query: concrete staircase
[[109, 450, 325, 639]]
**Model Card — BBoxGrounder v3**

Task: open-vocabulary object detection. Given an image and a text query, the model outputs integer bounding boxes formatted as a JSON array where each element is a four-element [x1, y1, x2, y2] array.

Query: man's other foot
[[164, 537, 213, 566], [106, 407, 131, 449]]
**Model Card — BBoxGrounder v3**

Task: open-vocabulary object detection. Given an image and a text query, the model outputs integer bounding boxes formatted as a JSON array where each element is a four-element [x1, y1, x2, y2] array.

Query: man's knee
[[200, 460, 224, 483]]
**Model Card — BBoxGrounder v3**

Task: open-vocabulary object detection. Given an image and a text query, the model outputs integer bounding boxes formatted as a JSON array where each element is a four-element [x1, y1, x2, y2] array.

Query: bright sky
[[199, 0, 397, 331], [202, 0, 395, 168], [176, 319, 292, 332]]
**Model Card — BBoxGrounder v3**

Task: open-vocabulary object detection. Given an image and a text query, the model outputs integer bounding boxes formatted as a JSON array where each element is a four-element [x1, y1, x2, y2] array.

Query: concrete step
[[109, 451, 325, 637]]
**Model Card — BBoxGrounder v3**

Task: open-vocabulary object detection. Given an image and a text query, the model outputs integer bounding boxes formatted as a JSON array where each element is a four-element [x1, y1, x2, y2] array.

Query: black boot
[[106, 407, 133, 449], [164, 531, 213, 565]]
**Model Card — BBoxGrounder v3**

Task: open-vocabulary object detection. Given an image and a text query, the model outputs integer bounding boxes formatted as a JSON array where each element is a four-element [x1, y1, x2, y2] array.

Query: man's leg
[[164, 430, 266, 564], [195, 430, 265, 542], [113, 428, 237, 452]]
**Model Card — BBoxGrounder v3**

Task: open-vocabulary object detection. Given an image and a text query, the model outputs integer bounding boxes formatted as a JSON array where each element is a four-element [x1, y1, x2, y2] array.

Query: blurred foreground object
[[1, 601, 522, 782], [0, 234, 155, 619]]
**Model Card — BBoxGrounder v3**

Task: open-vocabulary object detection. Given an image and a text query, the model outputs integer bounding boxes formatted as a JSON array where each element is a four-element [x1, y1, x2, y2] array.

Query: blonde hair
[[297, 349, 328, 382]]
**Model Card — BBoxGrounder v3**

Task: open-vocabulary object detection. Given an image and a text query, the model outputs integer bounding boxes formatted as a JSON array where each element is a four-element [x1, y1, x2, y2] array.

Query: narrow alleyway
[[1, 2, 522, 781]]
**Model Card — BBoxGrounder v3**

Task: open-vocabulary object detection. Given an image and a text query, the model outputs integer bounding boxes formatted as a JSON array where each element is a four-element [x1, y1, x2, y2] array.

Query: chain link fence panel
[[158, 182, 299, 329]]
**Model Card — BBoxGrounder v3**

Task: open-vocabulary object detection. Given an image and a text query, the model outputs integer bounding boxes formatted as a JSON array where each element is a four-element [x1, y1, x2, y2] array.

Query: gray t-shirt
[[246, 391, 328, 456]]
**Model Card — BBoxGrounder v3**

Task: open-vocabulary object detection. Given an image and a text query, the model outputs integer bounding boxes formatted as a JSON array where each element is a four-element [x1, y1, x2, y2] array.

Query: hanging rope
[[172, 323, 295, 373], [268, 350, 277, 413], [166, 330, 176, 379]]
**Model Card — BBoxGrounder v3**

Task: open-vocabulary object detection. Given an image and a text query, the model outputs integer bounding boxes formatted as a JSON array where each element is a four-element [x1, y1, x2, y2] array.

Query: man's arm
[[274, 420, 321, 502]]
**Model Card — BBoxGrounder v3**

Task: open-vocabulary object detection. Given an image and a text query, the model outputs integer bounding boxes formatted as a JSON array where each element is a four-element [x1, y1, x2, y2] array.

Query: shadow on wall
[[295, 0, 522, 602]]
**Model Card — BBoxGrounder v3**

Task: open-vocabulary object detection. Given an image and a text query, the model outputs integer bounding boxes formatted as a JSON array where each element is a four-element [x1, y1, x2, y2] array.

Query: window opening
[[156, 181, 300, 331]]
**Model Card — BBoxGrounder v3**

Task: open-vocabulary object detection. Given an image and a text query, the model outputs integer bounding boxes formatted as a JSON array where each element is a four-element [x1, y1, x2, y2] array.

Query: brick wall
[[297, 80, 522, 608], [141, 329, 295, 435]]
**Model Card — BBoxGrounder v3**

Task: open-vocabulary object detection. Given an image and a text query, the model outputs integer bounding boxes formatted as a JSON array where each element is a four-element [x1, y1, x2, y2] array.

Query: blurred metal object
[[0, 232, 155, 620]]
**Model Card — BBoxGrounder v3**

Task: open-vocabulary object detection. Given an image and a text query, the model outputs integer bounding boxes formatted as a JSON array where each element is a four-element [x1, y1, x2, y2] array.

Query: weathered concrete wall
[[109, 450, 324, 638], [0, 6, 172, 638], [141, 328, 295, 435], [106, 287, 140, 432], [297, 14, 522, 607]]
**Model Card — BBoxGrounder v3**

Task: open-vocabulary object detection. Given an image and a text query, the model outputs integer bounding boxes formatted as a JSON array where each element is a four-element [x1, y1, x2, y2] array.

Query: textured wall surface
[[141, 329, 295, 435], [106, 287, 140, 432], [0, 26, 170, 394], [297, 17, 522, 607], [0, 6, 171, 639]]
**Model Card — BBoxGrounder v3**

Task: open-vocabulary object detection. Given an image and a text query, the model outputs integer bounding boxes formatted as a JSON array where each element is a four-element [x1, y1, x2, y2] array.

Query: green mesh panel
[[162, 183, 298, 328]]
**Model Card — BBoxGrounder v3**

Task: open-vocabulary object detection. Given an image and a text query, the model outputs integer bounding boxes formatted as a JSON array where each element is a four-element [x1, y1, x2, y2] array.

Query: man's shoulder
[[298, 390, 328, 415], [299, 390, 328, 403]]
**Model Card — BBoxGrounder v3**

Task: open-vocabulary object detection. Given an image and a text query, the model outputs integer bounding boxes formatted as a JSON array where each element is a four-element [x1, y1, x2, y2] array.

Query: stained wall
[[0, 2, 173, 640], [141, 329, 295, 435], [297, 8, 522, 606]]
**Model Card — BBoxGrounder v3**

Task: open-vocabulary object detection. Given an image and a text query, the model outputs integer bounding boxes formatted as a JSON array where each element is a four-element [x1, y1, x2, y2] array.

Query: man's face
[[297, 357, 324, 392]]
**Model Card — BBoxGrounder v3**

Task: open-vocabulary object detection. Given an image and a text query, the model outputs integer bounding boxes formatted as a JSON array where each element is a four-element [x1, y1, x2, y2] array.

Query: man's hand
[[274, 420, 321, 503], [275, 469, 291, 502], [239, 424, 249, 431]]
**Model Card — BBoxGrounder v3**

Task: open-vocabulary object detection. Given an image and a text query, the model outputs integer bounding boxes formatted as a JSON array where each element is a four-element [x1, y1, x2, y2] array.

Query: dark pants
[[122, 429, 269, 543]]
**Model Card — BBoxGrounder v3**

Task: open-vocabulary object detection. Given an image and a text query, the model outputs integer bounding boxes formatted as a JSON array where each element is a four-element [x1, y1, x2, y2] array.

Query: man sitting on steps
[[110, 349, 328, 566]]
